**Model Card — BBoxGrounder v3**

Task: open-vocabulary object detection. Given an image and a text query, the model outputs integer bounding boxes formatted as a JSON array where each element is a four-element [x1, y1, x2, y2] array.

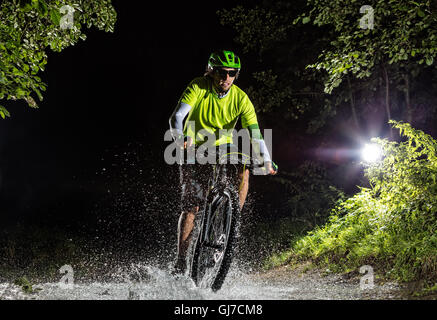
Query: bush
[[275, 161, 346, 229], [240, 161, 345, 269], [271, 121, 437, 285]]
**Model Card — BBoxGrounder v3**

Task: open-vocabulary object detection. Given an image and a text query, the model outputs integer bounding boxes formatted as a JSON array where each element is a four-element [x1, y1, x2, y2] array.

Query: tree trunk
[[347, 75, 360, 130], [382, 64, 393, 138], [403, 72, 412, 123]]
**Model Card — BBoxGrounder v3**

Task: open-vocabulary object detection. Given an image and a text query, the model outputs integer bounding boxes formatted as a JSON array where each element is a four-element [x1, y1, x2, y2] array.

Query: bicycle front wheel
[[190, 185, 240, 292]]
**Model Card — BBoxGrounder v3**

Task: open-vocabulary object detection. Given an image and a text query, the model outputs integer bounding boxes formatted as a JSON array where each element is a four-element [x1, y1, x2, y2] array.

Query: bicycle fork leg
[[200, 206, 212, 245]]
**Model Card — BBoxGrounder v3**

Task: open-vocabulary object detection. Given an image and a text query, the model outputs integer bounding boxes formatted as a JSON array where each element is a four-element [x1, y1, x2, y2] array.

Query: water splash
[[0, 260, 303, 300]]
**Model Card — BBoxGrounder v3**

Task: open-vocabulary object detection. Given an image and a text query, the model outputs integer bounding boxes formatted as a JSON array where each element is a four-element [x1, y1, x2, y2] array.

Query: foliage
[[271, 121, 437, 285], [218, 4, 294, 57], [14, 276, 33, 294], [0, 222, 106, 283], [218, 2, 334, 128], [0, 0, 117, 118], [275, 161, 345, 229], [302, 0, 437, 93], [239, 162, 345, 268], [218, 1, 437, 133]]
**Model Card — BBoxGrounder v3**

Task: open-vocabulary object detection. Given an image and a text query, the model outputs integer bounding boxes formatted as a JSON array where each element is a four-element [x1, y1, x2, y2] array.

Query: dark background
[[0, 1, 292, 271], [0, 1, 245, 220], [0, 1, 366, 274]]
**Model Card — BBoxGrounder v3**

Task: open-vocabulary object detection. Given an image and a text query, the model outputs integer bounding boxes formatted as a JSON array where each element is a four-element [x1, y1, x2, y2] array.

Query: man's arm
[[169, 102, 192, 141], [239, 94, 277, 175], [247, 123, 278, 174], [247, 123, 271, 161]]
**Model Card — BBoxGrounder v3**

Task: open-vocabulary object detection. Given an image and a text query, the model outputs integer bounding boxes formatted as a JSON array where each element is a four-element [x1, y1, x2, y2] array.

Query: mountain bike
[[189, 150, 258, 292]]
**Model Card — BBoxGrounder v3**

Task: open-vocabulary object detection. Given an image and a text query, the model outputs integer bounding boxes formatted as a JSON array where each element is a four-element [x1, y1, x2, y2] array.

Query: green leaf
[[34, 87, 43, 101], [15, 88, 26, 97], [302, 17, 311, 24], [0, 105, 11, 119], [36, 0, 48, 16], [50, 8, 61, 25], [19, 0, 33, 11], [0, 0, 117, 119]]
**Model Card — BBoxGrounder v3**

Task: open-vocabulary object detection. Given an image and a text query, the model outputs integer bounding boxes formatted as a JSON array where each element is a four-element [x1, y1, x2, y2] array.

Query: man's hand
[[265, 161, 278, 175], [175, 134, 193, 149], [184, 136, 193, 149]]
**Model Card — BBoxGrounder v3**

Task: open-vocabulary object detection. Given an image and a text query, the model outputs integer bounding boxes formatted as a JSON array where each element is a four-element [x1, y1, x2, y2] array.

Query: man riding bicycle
[[169, 50, 278, 274]]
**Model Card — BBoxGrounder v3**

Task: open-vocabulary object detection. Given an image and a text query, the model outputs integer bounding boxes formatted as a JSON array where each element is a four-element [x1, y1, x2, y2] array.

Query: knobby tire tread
[[190, 173, 240, 292]]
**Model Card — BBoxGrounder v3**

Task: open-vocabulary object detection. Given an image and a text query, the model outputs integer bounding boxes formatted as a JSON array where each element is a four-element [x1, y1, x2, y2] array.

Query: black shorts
[[179, 163, 212, 211], [178, 144, 247, 211]]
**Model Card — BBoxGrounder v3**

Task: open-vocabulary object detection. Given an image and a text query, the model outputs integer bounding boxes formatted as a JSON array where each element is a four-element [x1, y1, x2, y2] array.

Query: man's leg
[[175, 161, 211, 274], [175, 206, 198, 273], [176, 168, 248, 273], [238, 168, 250, 210]]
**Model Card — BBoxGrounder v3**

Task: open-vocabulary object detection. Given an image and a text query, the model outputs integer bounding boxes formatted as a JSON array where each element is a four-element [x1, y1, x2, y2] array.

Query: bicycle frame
[[189, 150, 253, 291]]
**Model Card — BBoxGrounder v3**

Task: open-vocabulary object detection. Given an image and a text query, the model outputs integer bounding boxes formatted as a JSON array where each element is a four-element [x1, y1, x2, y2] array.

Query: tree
[[304, 0, 437, 92], [298, 0, 437, 132], [218, 2, 334, 132], [0, 0, 117, 119], [218, 0, 437, 134]]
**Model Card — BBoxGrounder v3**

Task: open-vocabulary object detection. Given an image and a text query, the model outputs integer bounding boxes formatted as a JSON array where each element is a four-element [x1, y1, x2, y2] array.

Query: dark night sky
[[0, 1, 375, 228], [0, 1, 266, 224]]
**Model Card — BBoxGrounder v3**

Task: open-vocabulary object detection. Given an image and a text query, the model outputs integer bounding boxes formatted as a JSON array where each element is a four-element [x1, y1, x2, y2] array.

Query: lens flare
[[361, 143, 383, 163]]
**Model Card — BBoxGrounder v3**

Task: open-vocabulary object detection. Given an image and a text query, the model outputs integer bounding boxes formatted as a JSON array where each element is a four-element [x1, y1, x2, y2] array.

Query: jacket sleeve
[[169, 102, 192, 140]]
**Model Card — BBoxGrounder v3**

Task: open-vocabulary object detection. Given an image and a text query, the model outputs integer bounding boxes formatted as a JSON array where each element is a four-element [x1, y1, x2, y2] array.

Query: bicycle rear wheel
[[190, 184, 240, 292]]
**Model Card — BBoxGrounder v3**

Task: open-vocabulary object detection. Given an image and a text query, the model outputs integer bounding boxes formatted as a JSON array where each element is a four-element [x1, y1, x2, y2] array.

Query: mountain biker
[[169, 50, 278, 274]]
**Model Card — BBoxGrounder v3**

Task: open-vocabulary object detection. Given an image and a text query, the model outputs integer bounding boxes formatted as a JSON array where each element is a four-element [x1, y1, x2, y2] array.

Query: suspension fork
[[200, 164, 217, 245], [201, 164, 227, 245]]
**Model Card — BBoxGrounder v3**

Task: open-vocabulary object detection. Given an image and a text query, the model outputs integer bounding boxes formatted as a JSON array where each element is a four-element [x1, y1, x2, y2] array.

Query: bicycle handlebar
[[177, 144, 278, 175]]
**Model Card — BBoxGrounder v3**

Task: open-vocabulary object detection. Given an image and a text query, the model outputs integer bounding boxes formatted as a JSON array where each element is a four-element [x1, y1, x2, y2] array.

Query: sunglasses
[[215, 68, 239, 78]]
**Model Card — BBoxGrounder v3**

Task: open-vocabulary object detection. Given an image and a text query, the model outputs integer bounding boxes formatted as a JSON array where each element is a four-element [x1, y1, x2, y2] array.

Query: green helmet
[[208, 50, 241, 70]]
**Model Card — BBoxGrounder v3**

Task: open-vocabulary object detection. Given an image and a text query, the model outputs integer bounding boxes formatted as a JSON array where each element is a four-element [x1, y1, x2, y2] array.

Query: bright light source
[[361, 143, 383, 163]]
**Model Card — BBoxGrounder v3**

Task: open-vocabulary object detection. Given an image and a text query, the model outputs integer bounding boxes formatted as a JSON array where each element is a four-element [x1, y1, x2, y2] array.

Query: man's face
[[212, 67, 238, 92]]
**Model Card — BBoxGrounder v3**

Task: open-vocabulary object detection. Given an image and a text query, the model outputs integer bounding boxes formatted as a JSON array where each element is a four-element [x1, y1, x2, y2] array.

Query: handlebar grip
[[272, 161, 278, 172], [251, 161, 278, 175]]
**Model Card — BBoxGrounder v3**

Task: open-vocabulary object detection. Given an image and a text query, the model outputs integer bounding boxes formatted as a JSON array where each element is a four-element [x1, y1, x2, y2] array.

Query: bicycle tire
[[190, 177, 240, 292]]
